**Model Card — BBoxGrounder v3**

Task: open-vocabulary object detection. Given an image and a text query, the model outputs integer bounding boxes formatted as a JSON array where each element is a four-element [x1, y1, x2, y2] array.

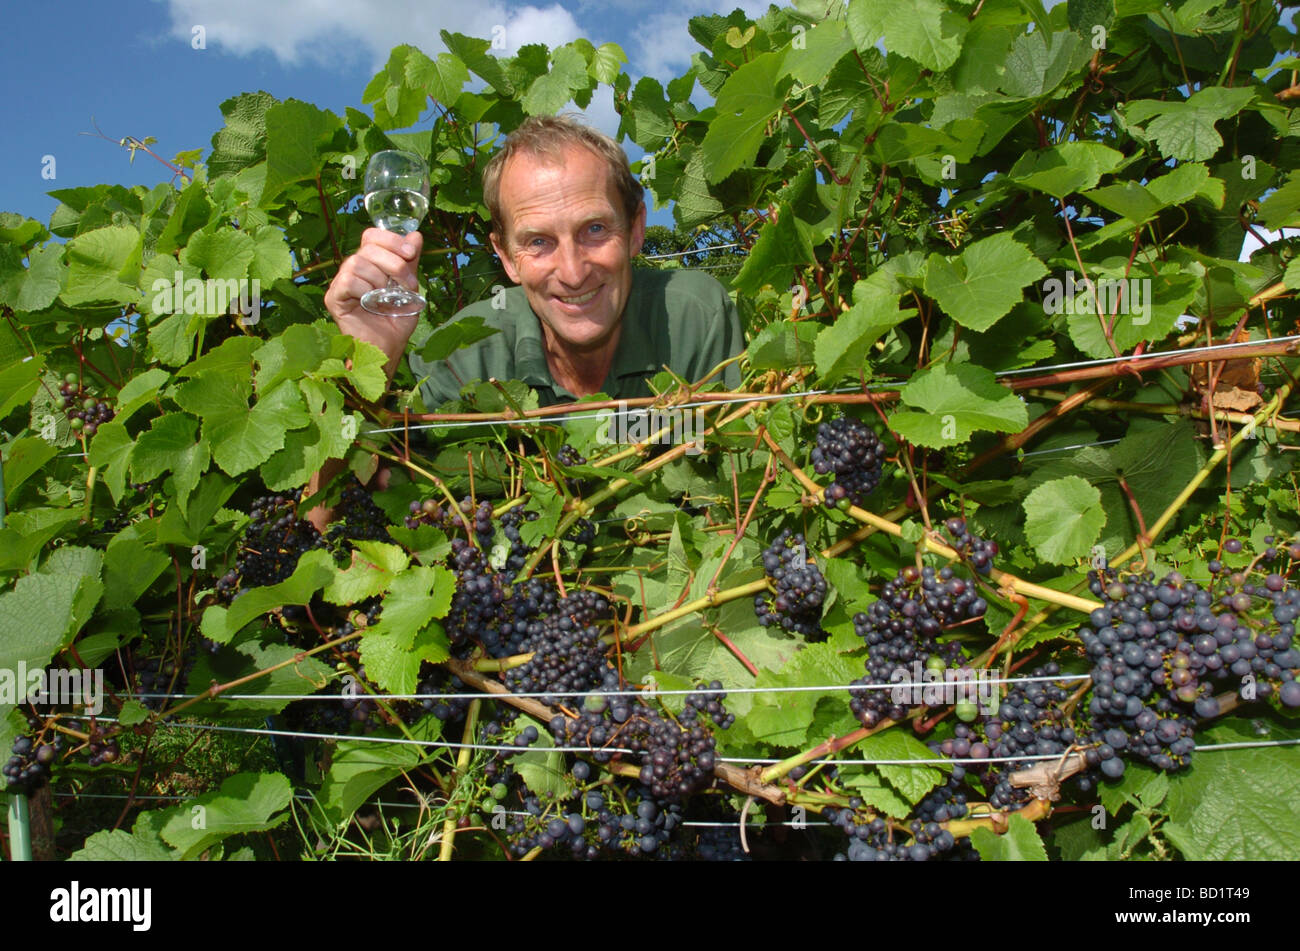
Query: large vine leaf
[[889, 362, 1029, 447], [1023, 476, 1106, 564], [923, 233, 1048, 332]]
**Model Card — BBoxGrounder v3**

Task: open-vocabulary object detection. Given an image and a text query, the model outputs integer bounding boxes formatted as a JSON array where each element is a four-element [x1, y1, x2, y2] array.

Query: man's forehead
[[497, 145, 625, 233]]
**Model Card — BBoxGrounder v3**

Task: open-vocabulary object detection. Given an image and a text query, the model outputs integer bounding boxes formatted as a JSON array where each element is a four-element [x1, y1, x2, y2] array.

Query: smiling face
[[489, 143, 646, 357]]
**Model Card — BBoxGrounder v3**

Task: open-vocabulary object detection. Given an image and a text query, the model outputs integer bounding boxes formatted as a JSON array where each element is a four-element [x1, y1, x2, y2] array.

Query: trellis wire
[[46, 791, 828, 828], [365, 334, 1300, 436], [120, 672, 1095, 704], [89, 715, 1300, 766]]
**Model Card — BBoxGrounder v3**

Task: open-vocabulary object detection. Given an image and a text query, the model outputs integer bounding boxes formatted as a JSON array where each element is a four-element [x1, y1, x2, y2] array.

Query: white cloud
[[161, 0, 581, 66]]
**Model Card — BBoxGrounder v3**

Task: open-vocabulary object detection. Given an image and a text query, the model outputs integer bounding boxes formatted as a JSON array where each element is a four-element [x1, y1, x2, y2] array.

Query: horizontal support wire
[[85, 715, 1300, 766], [119, 672, 1095, 704], [49, 334, 1300, 456], [46, 791, 824, 828], [364, 334, 1300, 435]]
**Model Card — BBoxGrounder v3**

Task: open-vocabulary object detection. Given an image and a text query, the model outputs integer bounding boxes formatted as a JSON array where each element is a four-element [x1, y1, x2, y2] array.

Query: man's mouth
[[557, 288, 599, 305]]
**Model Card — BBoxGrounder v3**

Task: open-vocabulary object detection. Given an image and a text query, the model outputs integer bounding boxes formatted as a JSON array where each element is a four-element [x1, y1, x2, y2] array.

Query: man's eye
[[588, 223, 606, 235]]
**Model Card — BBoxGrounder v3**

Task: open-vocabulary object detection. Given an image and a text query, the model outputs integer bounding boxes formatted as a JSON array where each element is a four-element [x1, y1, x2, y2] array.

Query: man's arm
[[308, 229, 425, 530]]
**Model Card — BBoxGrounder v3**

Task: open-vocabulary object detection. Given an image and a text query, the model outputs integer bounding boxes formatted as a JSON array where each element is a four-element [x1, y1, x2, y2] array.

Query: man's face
[[490, 144, 646, 355]]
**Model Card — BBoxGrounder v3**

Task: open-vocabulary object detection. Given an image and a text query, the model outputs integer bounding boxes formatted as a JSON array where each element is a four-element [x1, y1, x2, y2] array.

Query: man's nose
[[555, 239, 589, 287]]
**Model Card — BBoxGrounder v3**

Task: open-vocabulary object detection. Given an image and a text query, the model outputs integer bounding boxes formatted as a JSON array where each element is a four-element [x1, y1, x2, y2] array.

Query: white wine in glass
[[360, 150, 431, 317]]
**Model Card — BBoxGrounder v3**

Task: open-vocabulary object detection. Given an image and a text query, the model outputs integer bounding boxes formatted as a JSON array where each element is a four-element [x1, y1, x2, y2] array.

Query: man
[[324, 115, 744, 410], [310, 116, 744, 523]]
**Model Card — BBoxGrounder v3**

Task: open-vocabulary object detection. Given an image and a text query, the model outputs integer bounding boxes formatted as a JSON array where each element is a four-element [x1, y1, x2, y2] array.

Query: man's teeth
[[559, 289, 598, 304]]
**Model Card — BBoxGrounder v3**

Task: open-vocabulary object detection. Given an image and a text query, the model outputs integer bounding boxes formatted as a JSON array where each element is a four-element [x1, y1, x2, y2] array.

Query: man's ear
[[628, 202, 647, 258], [490, 230, 522, 285]]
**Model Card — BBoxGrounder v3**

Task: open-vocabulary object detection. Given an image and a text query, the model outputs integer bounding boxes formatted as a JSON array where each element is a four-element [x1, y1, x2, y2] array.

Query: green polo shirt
[[408, 268, 745, 408]]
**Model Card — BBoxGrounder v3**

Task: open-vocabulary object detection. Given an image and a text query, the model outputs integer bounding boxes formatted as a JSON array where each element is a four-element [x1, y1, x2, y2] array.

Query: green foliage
[[1, 0, 1297, 862]]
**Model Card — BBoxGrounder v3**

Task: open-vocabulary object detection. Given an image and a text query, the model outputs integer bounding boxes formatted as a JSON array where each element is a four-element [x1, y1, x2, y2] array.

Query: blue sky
[[0, 0, 769, 229]]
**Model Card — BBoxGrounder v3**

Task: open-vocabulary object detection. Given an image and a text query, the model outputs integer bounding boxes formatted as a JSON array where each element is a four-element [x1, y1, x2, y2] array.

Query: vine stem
[[153, 633, 353, 722], [1025, 388, 1300, 433], [437, 698, 480, 861], [760, 720, 896, 784], [760, 430, 1103, 614]]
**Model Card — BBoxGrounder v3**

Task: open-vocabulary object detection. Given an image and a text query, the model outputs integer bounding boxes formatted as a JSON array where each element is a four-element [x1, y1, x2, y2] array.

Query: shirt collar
[[607, 271, 659, 380]]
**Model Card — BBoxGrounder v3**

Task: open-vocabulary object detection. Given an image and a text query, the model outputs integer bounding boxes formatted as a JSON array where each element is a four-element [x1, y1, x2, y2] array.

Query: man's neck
[[542, 322, 622, 397]]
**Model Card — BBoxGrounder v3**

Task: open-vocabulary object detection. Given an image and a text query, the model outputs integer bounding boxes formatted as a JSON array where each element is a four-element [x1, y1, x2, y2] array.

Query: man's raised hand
[[324, 228, 425, 378]]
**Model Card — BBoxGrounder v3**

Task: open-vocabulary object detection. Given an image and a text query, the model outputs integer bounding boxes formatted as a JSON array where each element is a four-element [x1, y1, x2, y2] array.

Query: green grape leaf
[[813, 278, 910, 382], [158, 772, 293, 859], [1061, 265, 1196, 358], [361, 565, 456, 651], [61, 226, 142, 307], [859, 729, 945, 804], [733, 204, 816, 297], [130, 413, 210, 505], [1008, 142, 1125, 198], [1000, 28, 1083, 99], [838, 771, 913, 819], [1160, 719, 1300, 860], [180, 228, 254, 282], [513, 719, 568, 798], [1256, 174, 1300, 231], [86, 419, 134, 502], [323, 541, 410, 604], [627, 78, 676, 151], [923, 233, 1047, 332], [102, 536, 171, 613], [2, 436, 57, 504], [113, 368, 171, 423], [183, 637, 332, 717], [746, 319, 819, 371], [200, 549, 337, 644], [1022, 475, 1106, 564], [747, 643, 857, 747], [255, 323, 332, 394], [16, 242, 64, 312], [0, 355, 43, 419], [847, 0, 969, 71], [521, 45, 590, 116], [409, 48, 471, 104], [209, 91, 276, 179], [970, 813, 1050, 860], [889, 362, 1028, 447], [441, 32, 515, 96], [417, 316, 501, 362], [785, 19, 853, 85], [318, 737, 426, 827], [700, 51, 790, 183], [357, 624, 449, 695], [0, 572, 94, 673], [261, 99, 345, 205], [69, 827, 176, 862], [1123, 86, 1256, 162]]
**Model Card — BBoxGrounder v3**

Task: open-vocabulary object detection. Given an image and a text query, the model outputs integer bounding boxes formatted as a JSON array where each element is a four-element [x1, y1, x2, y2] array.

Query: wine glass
[[360, 150, 431, 317]]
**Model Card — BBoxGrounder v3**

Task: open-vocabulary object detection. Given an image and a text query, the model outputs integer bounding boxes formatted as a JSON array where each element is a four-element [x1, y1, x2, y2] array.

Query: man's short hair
[[481, 115, 644, 242]]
